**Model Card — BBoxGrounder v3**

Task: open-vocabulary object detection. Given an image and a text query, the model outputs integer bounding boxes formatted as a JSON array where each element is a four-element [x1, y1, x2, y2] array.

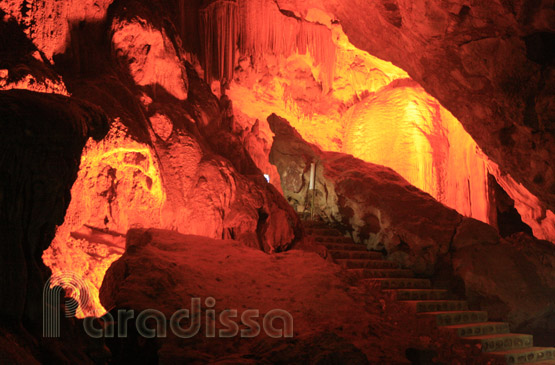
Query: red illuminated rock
[[270, 113, 555, 336], [42, 0, 302, 317], [110, 0, 189, 100], [269, 113, 461, 275], [452, 225, 555, 337], [0, 0, 553, 362], [98, 228, 477, 363], [99, 228, 372, 362], [0, 14, 68, 94], [2, 0, 553, 228], [0, 0, 113, 60], [276, 0, 555, 217]]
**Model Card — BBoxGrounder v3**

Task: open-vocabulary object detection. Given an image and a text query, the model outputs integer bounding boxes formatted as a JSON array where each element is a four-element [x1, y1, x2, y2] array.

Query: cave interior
[[0, 0, 554, 363]]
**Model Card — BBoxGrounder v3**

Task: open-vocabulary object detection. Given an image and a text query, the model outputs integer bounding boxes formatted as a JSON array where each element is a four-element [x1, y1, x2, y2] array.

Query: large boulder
[[269, 113, 461, 275], [99, 228, 375, 363], [99, 228, 477, 363]]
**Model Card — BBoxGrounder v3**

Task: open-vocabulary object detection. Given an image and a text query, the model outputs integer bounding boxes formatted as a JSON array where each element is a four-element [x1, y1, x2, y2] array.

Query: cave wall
[[0, 0, 553, 359], [177, 0, 554, 241], [0, 89, 109, 324], [1, 0, 303, 319], [223, 4, 495, 229], [2, 0, 553, 239], [35, 0, 302, 317], [342, 79, 491, 223], [0, 0, 553, 318], [275, 0, 555, 220]]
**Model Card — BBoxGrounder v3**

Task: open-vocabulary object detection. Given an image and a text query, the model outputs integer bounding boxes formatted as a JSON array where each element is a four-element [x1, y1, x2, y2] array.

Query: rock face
[[99, 228, 480, 364], [0, 89, 109, 323], [99, 228, 373, 363], [269, 113, 462, 275], [270, 114, 555, 333], [276, 0, 555, 217], [40, 0, 301, 317], [0, 0, 553, 359], [227, 21, 494, 227], [110, 0, 189, 100], [452, 225, 555, 339], [0, 0, 114, 61]]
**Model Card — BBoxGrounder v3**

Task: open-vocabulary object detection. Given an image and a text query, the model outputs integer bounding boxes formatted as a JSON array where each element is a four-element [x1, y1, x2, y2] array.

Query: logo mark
[[43, 271, 92, 337]]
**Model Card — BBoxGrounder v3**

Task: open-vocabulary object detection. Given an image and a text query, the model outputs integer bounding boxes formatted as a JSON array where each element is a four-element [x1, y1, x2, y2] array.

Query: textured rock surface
[[42, 0, 301, 317], [0, 0, 114, 60], [0, 0, 553, 360], [110, 0, 189, 100], [270, 114, 555, 335], [276, 0, 555, 216], [0, 10, 68, 94], [2, 0, 553, 226], [99, 228, 493, 363], [270, 113, 461, 275], [0, 89, 109, 364], [99, 228, 375, 363], [228, 23, 494, 227], [452, 225, 555, 339], [0, 89, 108, 322]]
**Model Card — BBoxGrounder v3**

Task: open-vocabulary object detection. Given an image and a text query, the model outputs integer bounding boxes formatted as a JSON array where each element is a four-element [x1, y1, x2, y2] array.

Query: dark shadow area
[[406, 347, 438, 365], [488, 174, 533, 238], [524, 32, 555, 66], [0, 9, 61, 84]]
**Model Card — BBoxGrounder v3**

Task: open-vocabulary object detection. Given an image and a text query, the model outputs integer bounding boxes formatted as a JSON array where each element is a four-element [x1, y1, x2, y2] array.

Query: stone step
[[328, 250, 383, 260], [348, 268, 414, 279], [312, 235, 353, 244], [490, 347, 555, 364], [335, 259, 398, 269], [362, 278, 432, 289], [303, 220, 333, 228], [463, 333, 533, 353], [306, 228, 343, 236], [401, 300, 468, 313], [420, 310, 488, 326], [383, 289, 450, 301], [321, 242, 368, 251], [442, 322, 510, 338]]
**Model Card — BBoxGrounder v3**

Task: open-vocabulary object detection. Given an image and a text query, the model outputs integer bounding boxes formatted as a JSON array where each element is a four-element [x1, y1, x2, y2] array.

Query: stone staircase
[[305, 221, 555, 364]]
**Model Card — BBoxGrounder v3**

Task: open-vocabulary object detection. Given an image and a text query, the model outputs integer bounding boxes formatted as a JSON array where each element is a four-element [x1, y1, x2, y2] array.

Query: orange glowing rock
[[43, 120, 166, 317], [37, 0, 554, 321], [200, 0, 335, 92], [228, 21, 491, 224], [487, 160, 555, 242], [343, 80, 490, 223], [111, 14, 189, 100]]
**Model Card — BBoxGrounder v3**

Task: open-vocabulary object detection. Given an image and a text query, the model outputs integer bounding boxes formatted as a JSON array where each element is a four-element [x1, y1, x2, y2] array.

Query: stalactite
[[238, 0, 335, 93], [199, 0, 238, 86], [198, 0, 335, 93]]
